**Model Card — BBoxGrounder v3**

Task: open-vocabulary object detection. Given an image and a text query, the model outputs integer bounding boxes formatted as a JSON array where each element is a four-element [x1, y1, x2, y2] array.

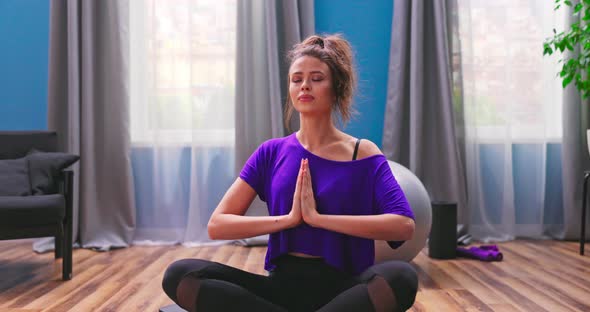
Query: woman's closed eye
[[291, 76, 324, 83]]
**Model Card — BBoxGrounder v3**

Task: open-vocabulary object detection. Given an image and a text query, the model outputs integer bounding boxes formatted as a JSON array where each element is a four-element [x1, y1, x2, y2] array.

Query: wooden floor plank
[[500, 244, 590, 310], [47, 247, 168, 312], [28, 247, 152, 311], [1, 239, 589, 311], [93, 246, 191, 312], [504, 242, 590, 310], [432, 260, 506, 305], [412, 251, 462, 290], [4, 248, 106, 308], [500, 277, 578, 312], [489, 303, 520, 312], [65, 248, 168, 312], [445, 289, 493, 312]]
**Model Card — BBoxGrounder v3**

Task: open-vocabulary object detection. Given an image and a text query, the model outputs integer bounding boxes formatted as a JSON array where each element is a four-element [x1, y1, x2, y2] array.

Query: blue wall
[[0, 0, 49, 130], [315, 0, 393, 147]]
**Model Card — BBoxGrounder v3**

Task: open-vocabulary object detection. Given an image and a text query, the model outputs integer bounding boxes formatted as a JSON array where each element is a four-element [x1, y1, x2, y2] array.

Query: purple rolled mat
[[478, 245, 499, 251], [456, 245, 503, 261]]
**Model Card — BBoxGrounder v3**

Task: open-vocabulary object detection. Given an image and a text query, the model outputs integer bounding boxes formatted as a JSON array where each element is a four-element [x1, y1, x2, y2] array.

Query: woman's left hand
[[301, 158, 319, 225]]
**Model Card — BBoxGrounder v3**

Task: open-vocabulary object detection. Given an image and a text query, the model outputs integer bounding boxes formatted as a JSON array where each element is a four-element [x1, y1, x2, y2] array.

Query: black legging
[[162, 254, 418, 312]]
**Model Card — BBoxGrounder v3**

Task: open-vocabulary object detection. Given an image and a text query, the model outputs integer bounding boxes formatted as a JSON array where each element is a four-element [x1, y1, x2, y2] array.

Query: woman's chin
[[295, 105, 329, 114]]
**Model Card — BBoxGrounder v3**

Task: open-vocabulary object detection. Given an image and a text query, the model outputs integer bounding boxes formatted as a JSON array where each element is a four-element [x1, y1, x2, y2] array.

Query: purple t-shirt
[[239, 133, 414, 275]]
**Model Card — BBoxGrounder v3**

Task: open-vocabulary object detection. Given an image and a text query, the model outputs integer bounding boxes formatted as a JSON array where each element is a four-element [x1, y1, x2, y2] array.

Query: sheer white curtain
[[453, 0, 564, 240], [129, 0, 237, 245]]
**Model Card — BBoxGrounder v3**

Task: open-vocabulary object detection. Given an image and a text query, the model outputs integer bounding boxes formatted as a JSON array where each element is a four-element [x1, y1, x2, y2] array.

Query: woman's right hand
[[287, 158, 305, 228]]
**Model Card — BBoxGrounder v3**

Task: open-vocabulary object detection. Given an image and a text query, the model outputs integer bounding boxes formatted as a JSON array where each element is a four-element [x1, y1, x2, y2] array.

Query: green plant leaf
[[544, 47, 553, 55], [568, 58, 577, 66], [543, 42, 554, 55], [564, 74, 574, 88], [544, 2, 590, 94]]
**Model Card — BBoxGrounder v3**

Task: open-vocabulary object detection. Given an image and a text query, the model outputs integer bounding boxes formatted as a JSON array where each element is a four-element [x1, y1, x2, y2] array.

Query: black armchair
[[0, 131, 76, 280]]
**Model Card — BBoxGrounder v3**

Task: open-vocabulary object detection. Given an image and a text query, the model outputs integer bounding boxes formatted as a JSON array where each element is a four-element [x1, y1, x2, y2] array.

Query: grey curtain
[[556, 4, 590, 240], [235, 0, 314, 216], [383, 0, 468, 225], [44, 0, 135, 251]]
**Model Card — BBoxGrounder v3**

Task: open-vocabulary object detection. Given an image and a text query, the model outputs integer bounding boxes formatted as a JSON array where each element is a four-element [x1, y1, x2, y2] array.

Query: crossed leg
[[317, 261, 418, 312], [162, 258, 286, 312], [163, 259, 417, 312]]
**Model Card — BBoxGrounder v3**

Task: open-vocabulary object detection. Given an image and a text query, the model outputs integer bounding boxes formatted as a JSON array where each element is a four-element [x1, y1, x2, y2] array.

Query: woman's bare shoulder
[[356, 138, 383, 160]]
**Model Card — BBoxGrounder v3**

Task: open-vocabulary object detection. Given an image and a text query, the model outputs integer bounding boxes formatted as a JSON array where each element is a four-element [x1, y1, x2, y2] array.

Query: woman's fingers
[[301, 159, 316, 220], [301, 167, 308, 196], [305, 159, 312, 189], [301, 159, 311, 196], [295, 158, 304, 194], [291, 159, 304, 223], [303, 159, 313, 199]]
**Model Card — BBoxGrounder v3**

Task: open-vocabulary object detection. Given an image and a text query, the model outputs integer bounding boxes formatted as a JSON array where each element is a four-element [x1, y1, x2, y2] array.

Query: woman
[[162, 34, 418, 312]]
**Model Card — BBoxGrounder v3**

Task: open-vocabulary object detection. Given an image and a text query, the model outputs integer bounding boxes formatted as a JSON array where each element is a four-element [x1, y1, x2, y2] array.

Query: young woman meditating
[[162, 34, 418, 312]]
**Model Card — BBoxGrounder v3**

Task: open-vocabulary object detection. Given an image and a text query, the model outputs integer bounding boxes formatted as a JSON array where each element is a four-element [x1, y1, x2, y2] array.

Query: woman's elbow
[[399, 218, 415, 241], [207, 216, 220, 240]]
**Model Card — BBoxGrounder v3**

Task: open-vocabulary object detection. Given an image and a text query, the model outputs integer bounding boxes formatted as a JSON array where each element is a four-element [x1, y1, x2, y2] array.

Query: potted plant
[[544, 0, 590, 152]]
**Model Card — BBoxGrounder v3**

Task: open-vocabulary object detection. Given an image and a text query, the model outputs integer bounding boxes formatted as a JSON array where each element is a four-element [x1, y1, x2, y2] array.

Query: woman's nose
[[301, 81, 311, 91]]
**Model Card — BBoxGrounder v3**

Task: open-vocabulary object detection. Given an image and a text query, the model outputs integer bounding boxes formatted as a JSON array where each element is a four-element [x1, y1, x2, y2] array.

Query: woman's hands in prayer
[[287, 158, 319, 228], [300, 158, 319, 225], [287, 159, 305, 227], [285, 158, 414, 241]]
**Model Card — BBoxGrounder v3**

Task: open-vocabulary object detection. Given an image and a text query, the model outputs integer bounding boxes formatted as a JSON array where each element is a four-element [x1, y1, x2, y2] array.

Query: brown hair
[[284, 34, 357, 131]]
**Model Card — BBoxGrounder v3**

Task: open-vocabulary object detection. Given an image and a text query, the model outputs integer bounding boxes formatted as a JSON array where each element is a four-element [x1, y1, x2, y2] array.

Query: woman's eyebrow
[[291, 71, 325, 75]]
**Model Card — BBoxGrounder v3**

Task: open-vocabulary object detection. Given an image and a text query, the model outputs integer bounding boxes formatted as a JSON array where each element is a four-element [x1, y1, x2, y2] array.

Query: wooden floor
[[0, 239, 589, 312]]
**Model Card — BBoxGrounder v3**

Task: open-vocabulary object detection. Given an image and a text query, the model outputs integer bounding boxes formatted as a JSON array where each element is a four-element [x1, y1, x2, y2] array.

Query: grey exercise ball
[[374, 160, 432, 263]]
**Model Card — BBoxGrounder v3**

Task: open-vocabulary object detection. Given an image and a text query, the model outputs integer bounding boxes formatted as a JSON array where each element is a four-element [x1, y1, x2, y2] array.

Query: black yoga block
[[428, 201, 457, 259]]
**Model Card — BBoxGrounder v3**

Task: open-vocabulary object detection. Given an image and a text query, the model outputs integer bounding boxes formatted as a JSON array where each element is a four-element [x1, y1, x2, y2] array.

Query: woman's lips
[[298, 95, 314, 102]]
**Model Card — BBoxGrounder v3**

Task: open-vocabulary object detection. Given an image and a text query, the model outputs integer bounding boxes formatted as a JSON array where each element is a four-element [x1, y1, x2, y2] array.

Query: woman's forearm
[[208, 214, 294, 240], [307, 213, 415, 241]]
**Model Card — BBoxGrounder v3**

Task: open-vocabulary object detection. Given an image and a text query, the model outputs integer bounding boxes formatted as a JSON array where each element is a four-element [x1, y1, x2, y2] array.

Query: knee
[[162, 259, 213, 302], [391, 262, 418, 292], [368, 262, 419, 310]]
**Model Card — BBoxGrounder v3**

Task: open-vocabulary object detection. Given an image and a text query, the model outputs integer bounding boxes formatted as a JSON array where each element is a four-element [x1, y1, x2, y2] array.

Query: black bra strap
[[352, 138, 361, 160]]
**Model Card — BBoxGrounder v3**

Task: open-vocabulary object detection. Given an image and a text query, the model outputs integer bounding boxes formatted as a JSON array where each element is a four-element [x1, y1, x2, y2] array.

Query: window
[[129, 0, 237, 146], [450, 0, 564, 142]]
